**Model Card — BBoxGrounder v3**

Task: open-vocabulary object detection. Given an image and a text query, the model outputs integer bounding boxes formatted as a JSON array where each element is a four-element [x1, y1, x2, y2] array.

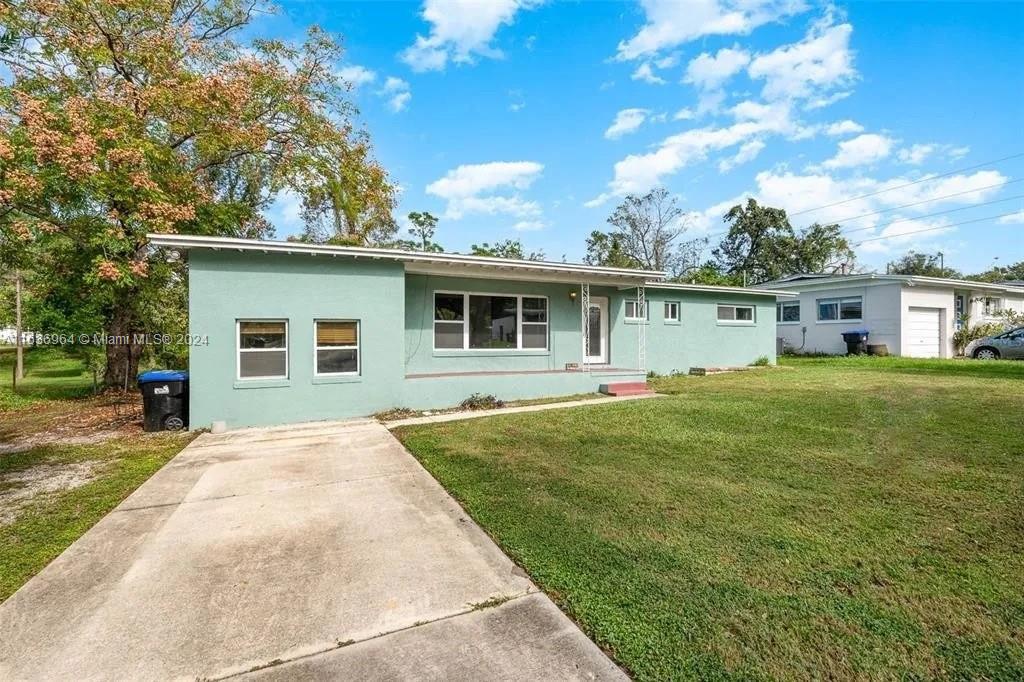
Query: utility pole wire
[[852, 211, 1021, 245], [789, 151, 1024, 216]]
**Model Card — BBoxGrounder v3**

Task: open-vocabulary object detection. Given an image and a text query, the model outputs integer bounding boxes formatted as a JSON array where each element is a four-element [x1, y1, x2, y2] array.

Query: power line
[[789, 151, 1024, 217], [697, 177, 1023, 242], [852, 211, 1020, 246], [831, 178, 1024, 224], [840, 193, 1024, 236]]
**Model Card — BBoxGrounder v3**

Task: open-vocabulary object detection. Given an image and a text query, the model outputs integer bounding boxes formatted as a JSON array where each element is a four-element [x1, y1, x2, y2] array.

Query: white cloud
[[605, 108, 650, 139], [616, 0, 808, 60], [684, 46, 750, 90], [821, 133, 894, 169], [337, 65, 377, 89], [997, 210, 1024, 225], [513, 220, 546, 231], [427, 161, 544, 219], [673, 107, 695, 120], [857, 217, 954, 254], [691, 168, 1008, 255], [718, 139, 766, 172], [897, 143, 936, 165], [631, 62, 667, 85], [825, 119, 864, 136], [598, 102, 798, 197], [401, 0, 540, 71], [747, 18, 855, 103], [748, 169, 1008, 245], [379, 77, 412, 112], [265, 189, 304, 235]]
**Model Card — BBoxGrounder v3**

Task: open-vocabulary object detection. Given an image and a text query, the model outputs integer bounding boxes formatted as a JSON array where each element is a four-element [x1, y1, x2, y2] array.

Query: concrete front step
[[599, 381, 655, 397]]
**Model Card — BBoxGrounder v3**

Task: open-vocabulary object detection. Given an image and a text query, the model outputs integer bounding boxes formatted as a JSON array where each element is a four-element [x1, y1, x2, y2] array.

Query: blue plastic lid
[[138, 369, 188, 384], [845, 328, 869, 334]]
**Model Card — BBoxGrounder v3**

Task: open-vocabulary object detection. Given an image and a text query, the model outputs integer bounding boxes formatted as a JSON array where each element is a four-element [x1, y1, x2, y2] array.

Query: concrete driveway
[[0, 420, 625, 681]]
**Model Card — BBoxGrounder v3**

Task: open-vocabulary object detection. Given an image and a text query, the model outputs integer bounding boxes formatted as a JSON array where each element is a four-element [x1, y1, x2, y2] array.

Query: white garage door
[[906, 307, 942, 357]]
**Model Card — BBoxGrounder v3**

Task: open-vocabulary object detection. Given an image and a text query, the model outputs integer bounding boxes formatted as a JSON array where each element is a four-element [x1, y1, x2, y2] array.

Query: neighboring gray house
[[756, 274, 1024, 358]]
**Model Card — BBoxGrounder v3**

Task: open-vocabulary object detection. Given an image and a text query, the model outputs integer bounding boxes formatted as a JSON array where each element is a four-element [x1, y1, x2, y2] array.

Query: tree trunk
[[102, 304, 144, 390], [14, 270, 24, 382]]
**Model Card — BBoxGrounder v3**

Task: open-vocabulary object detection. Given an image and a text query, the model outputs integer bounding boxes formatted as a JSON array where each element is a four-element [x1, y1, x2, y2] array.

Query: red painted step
[[598, 381, 656, 396]]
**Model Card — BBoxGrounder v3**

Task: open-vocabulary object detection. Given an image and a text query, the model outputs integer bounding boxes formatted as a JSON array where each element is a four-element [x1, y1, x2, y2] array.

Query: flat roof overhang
[[147, 233, 664, 286]]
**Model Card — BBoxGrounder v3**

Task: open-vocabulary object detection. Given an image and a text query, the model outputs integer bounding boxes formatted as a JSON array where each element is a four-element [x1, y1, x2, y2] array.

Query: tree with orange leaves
[[0, 0, 396, 387]]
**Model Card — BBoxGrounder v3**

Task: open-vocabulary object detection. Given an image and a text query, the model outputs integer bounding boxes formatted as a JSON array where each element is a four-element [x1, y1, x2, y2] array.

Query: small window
[[777, 301, 800, 323], [817, 296, 862, 322], [664, 301, 680, 322], [625, 300, 648, 320], [983, 297, 1002, 316], [238, 320, 288, 380], [717, 305, 755, 323], [315, 320, 359, 375]]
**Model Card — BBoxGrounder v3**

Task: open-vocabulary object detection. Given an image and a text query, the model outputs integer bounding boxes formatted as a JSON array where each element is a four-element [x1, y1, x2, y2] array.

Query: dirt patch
[[1, 393, 144, 455], [0, 460, 105, 525]]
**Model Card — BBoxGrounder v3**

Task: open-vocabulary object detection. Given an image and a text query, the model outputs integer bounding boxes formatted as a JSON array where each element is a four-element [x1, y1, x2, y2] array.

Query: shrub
[[751, 355, 771, 367], [373, 407, 419, 421], [953, 320, 1005, 356], [459, 393, 505, 411]]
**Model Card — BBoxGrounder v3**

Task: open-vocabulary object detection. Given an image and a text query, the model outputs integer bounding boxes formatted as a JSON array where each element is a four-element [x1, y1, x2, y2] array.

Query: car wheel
[[973, 347, 999, 360]]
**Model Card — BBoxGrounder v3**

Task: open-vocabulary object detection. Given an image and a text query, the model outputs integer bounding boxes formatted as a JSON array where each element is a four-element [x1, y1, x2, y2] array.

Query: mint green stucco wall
[[616, 288, 778, 375], [188, 250, 406, 429], [187, 251, 776, 429]]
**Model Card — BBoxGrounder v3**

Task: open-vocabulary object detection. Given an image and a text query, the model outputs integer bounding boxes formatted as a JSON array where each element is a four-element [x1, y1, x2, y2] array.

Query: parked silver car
[[965, 326, 1024, 360]]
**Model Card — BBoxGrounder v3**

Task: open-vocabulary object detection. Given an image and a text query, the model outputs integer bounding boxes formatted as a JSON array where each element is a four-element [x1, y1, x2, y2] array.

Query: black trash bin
[[841, 329, 870, 355], [138, 370, 189, 432]]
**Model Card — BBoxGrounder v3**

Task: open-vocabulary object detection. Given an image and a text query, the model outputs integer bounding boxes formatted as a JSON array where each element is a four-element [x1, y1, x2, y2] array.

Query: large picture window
[[237, 320, 288, 379], [433, 292, 548, 350], [315, 320, 359, 375], [817, 296, 862, 322]]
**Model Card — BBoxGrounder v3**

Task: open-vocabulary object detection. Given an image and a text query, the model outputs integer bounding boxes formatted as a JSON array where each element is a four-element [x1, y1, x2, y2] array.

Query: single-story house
[[757, 273, 1024, 358], [148, 234, 788, 429]]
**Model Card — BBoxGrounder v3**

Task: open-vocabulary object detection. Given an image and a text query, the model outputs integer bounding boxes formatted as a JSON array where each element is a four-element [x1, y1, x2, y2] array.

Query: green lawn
[[0, 346, 95, 411], [1, 347, 193, 603], [0, 435, 192, 602], [396, 356, 1024, 680]]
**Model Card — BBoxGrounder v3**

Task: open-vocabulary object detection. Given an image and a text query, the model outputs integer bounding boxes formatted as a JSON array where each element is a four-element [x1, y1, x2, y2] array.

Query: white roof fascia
[[642, 281, 796, 297], [147, 233, 664, 283], [757, 273, 1024, 296]]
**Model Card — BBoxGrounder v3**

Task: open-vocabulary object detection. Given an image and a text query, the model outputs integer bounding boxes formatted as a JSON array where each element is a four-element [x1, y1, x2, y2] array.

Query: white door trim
[[584, 296, 609, 364]]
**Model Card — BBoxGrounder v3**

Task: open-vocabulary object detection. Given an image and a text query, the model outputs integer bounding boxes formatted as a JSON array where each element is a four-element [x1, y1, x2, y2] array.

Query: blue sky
[[264, 0, 1024, 274]]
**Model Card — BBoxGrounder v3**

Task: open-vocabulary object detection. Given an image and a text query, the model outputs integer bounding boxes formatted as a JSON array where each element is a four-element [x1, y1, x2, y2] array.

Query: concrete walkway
[[384, 391, 662, 428], [0, 420, 625, 681]]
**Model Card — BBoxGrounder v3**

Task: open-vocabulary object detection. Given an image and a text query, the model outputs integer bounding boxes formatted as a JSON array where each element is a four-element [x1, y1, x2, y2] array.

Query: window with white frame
[[817, 296, 862, 322], [717, 305, 755, 323], [521, 296, 548, 349], [776, 301, 800, 323], [983, 296, 1003, 316], [433, 292, 548, 350], [625, 299, 648, 320], [664, 301, 680, 322], [315, 320, 359, 375], [237, 320, 288, 380]]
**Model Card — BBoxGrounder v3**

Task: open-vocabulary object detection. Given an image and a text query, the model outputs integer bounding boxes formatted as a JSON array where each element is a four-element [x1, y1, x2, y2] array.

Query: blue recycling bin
[[841, 329, 869, 355], [137, 370, 189, 431]]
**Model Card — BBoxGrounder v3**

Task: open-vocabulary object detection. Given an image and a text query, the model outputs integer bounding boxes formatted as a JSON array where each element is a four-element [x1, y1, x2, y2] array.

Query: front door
[[585, 296, 609, 364]]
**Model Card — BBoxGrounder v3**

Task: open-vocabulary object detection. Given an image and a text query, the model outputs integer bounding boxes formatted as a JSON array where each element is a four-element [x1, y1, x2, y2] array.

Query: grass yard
[[0, 346, 95, 411], [1, 347, 194, 602], [0, 435, 192, 602], [396, 356, 1024, 680]]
